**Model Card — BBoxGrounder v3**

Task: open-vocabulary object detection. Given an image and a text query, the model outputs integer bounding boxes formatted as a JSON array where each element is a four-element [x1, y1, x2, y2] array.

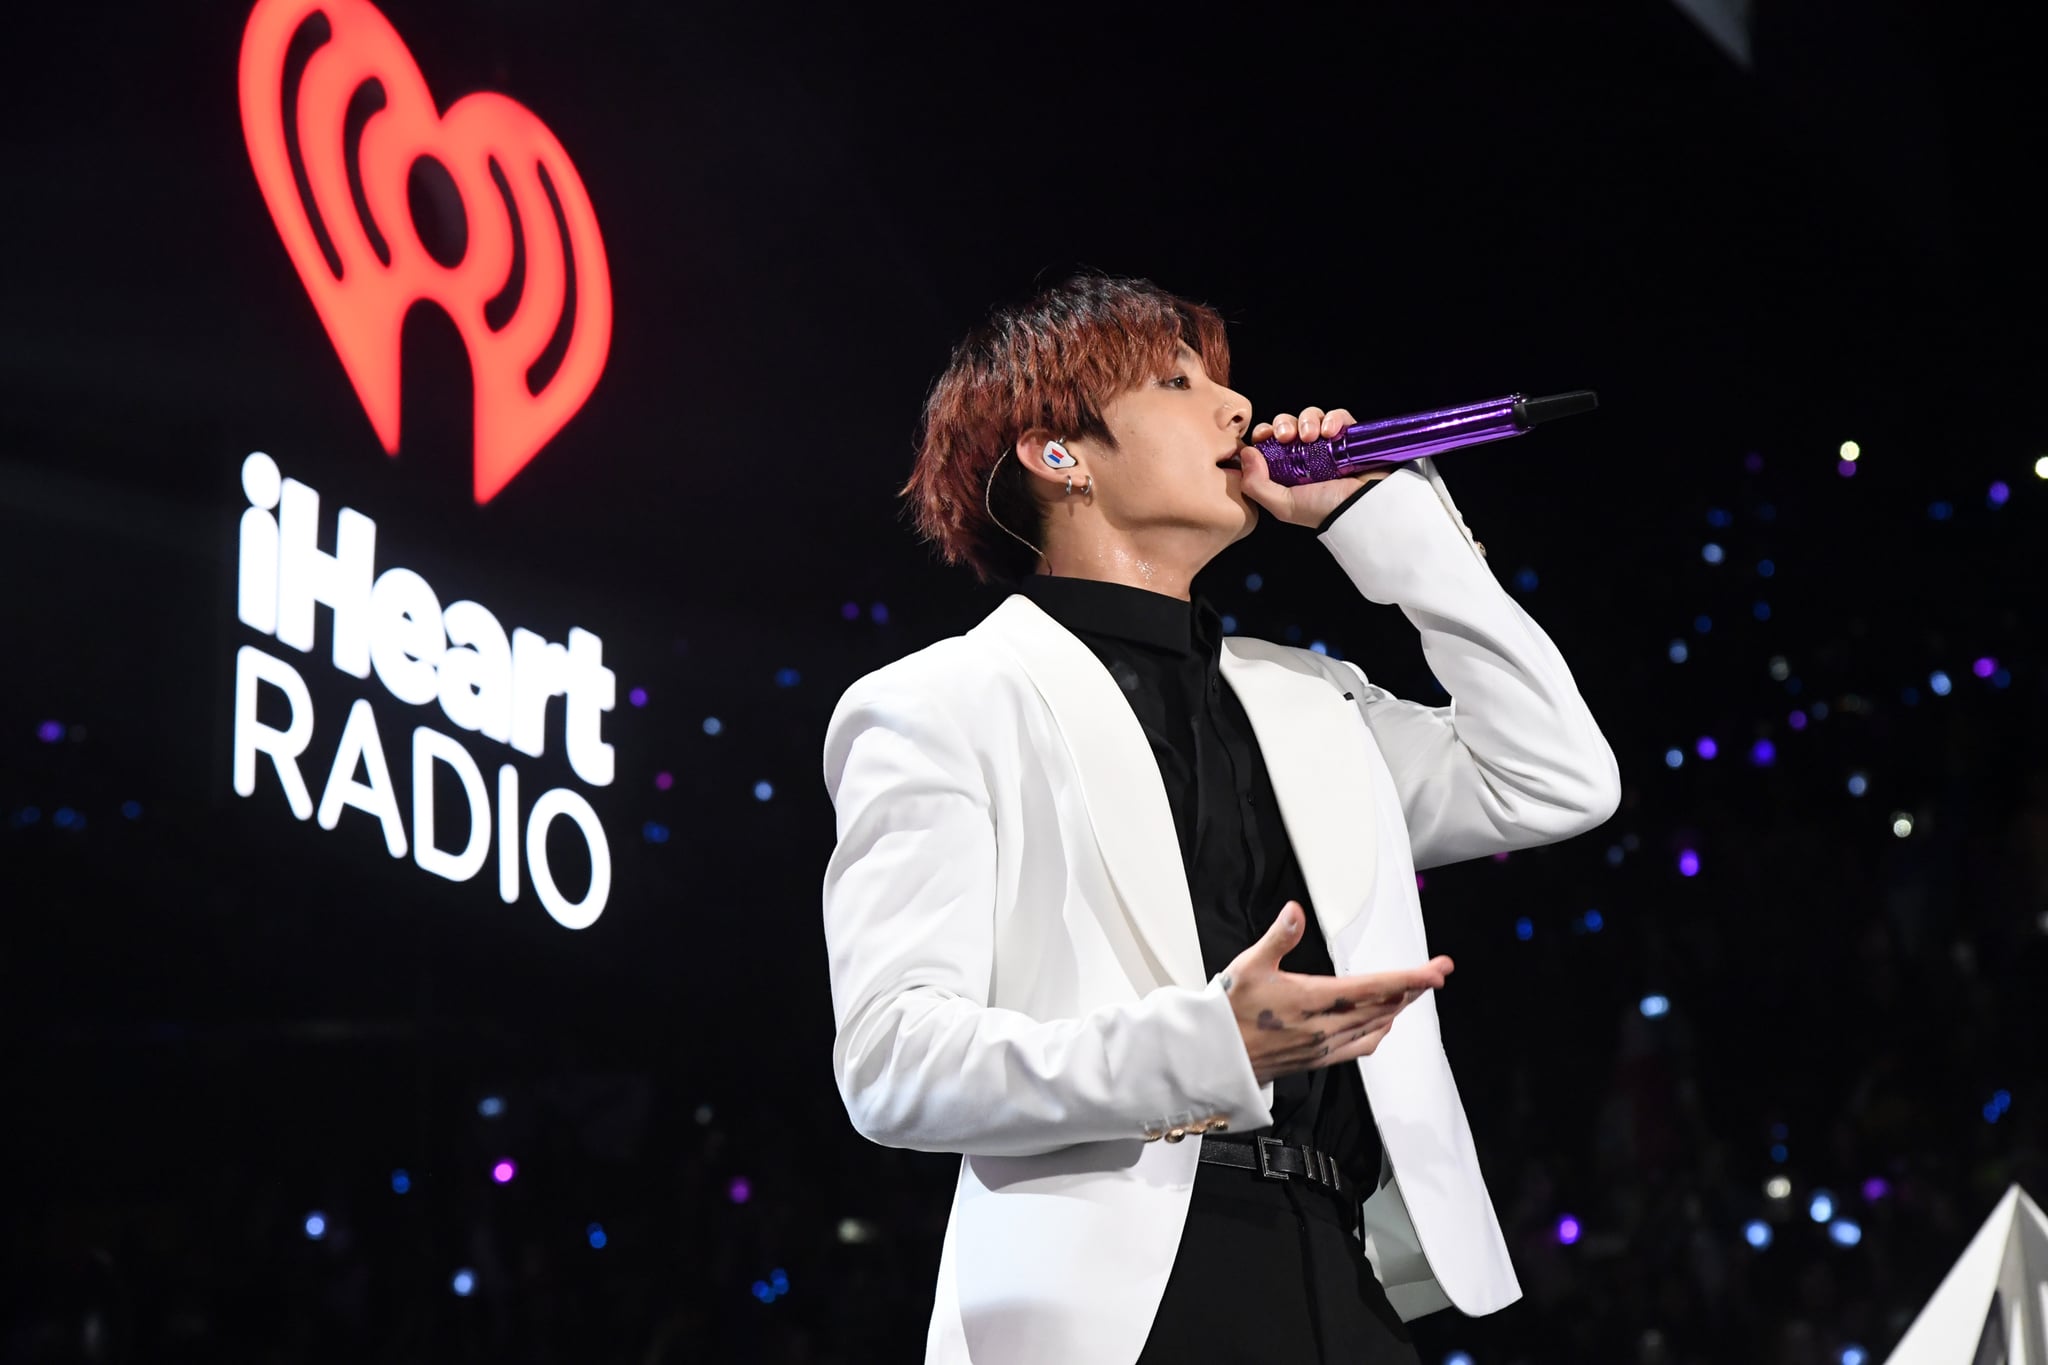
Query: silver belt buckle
[[1255, 1136, 1290, 1181]]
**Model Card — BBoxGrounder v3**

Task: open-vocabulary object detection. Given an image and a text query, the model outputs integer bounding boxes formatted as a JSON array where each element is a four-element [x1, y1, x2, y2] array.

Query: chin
[[1228, 499, 1259, 542]]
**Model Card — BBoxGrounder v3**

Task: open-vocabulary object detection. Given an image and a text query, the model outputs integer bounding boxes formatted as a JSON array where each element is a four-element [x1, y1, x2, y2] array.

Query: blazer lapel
[[972, 595, 1208, 991], [1219, 638, 1381, 946]]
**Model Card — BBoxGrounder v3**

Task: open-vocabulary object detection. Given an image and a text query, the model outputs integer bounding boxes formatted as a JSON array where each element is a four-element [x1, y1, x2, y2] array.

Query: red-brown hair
[[901, 274, 1233, 584]]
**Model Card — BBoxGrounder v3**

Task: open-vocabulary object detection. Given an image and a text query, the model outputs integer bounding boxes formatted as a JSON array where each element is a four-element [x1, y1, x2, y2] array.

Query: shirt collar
[[1012, 573, 1224, 656]]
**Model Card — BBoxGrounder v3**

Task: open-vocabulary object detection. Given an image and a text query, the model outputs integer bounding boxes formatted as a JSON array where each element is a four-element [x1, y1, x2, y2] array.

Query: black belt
[[1197, 1135, 1359, 1212]]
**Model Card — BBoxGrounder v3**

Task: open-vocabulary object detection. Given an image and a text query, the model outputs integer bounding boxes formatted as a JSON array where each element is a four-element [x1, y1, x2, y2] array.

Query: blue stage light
[[1220, 615, 1238, 633], [753, 781, 774, 802], [1694, 614, 1713, 633], [1828, 1219, 1862, 1246], [869, 602, 889, 624], [1847, 773, 1868, 797], [452, 1268, 477, 1296], [478, 1096, 505, 1118], [391, 1169, 411, 1194], [1668, 641, 1689, 663], [121, 801, 142, 819], [703, 716, 723, 735], [1809, 1191, 1835, 1223], [1639, 995, 1670, 1018], [1753, 601, 1772, 621], [1743, 1220, 1772, 1249], [1841, 1347, 1868, 1365], [1513, 567, 1539, 592], [1309, 641, 1328, 655], [642, 821, 671, 844], [1583, 910, 1603, 932], [1515, 917, 1534, 942], [1928, 501, 1953, 521], [1665, 748, 1684, 769], [1929, 671, 1952, 696], [1771, 1144, 1788, 1162], [304, 1212, 327, 1240], [1702, 543, 1724, 564], [775, 667, 801, 688], [1706, 507, 1732, 527], [1757, 559, 1775, 577], [1245, 573, 1263, 592], [1444, 1353, 1476, 1365], [587, 1223, 607, 1249]]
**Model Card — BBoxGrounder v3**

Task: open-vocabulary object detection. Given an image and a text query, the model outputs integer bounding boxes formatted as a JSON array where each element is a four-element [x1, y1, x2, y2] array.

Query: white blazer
[[821, 458, 1621, 1364]]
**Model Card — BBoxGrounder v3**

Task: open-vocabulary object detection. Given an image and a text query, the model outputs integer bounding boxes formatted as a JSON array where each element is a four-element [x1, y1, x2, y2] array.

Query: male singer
[[821, 274, 1619, 1363]]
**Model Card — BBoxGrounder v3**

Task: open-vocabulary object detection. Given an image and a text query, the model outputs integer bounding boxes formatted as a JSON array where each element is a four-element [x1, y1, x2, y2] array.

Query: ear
[[1014, 428, 1081, 494]]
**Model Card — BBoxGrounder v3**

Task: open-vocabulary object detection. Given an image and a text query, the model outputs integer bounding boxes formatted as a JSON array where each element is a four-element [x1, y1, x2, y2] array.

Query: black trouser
[[1135, 1159, 1420, 1364]]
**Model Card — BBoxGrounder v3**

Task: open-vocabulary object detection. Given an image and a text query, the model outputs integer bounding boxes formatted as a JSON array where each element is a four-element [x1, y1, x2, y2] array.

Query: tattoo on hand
[[1256, 1010, 1284, 1031]]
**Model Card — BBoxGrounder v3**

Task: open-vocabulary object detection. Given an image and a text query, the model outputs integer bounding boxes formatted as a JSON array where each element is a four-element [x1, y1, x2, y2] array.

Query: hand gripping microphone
[[1249, 390, 1599, 486]]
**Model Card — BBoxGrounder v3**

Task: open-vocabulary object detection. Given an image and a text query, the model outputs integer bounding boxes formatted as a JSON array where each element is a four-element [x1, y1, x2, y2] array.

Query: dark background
[[3, 1, 2045, 1361]]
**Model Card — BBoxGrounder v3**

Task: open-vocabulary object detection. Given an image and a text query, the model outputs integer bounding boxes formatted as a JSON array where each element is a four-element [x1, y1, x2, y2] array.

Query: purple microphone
[[1249, 390, 1598, 486]]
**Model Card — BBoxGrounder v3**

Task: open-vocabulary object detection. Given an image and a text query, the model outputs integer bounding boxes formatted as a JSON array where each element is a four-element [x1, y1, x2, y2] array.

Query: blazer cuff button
[[1163, 1128, 1187, 1143]]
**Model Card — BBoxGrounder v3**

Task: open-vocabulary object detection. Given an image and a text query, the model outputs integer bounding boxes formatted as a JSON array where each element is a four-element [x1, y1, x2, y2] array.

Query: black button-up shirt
[[1011, 568, 1380, 1193]]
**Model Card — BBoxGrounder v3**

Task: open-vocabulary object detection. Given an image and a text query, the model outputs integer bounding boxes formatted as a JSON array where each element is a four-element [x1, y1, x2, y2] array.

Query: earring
[[1042, 439, 1077, 469], [1064, 472, 1093, 496]]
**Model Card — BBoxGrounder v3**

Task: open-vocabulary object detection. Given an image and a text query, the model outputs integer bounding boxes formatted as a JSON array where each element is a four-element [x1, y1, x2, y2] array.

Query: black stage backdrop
[[3, 2, 2044, 1362]]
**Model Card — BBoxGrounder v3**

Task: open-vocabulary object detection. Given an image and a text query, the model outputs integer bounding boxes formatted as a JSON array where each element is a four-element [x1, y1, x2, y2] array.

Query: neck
[[1033, 525, 1220, 601]]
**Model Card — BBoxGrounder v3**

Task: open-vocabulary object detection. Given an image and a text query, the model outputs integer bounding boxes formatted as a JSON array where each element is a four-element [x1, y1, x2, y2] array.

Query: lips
[[1217, 450, 1243, 470]]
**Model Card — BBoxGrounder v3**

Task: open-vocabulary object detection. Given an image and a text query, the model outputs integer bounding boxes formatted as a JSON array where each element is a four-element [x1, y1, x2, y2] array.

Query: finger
[[1301, 963, 1449, 1014], [1249, 421, 1275, 442], [1298, 407, 1326, 441], [1246, 900, 1306, 967], [1318, 1022, 1396, 1068], [1272, 414, 1297, 442], [1323, 408, 1355, 432]]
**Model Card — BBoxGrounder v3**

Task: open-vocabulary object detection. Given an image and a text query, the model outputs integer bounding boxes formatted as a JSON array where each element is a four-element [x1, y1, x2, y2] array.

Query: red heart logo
[[239, 0, 612, 503]]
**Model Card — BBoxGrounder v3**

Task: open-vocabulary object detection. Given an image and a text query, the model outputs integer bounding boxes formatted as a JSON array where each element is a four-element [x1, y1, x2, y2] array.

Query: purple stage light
[[1861, 1177, 1890, 1202], [36, 721, 63, 743], [1696, 737, 1719, 760], [655, 771, 673, 791], [841, 601, 860, 620], [492, 1160, 516, 1184], [1788, 710, 1808, 731], [628, 687, 648, 708], [1556, 1215, 1582, 1246], [1988, 481, 2010, 506], [728, 1176, 752, 1204], [1973, 657, 1997, 678], [1415, 873, 1426, 892], [1679, 849, 1701, 878], [1750, 739, 1776, 766], [1837, 460, 1857, 478]]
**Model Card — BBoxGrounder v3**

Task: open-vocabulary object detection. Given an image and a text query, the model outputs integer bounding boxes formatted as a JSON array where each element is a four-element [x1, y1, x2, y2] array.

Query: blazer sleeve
[[1314, 457, 1622, 870], [821, 669, 1273, 1157]]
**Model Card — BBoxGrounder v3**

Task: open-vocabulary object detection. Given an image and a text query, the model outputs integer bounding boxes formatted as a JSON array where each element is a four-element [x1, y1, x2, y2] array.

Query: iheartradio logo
[[239, 0, 612, 503]]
